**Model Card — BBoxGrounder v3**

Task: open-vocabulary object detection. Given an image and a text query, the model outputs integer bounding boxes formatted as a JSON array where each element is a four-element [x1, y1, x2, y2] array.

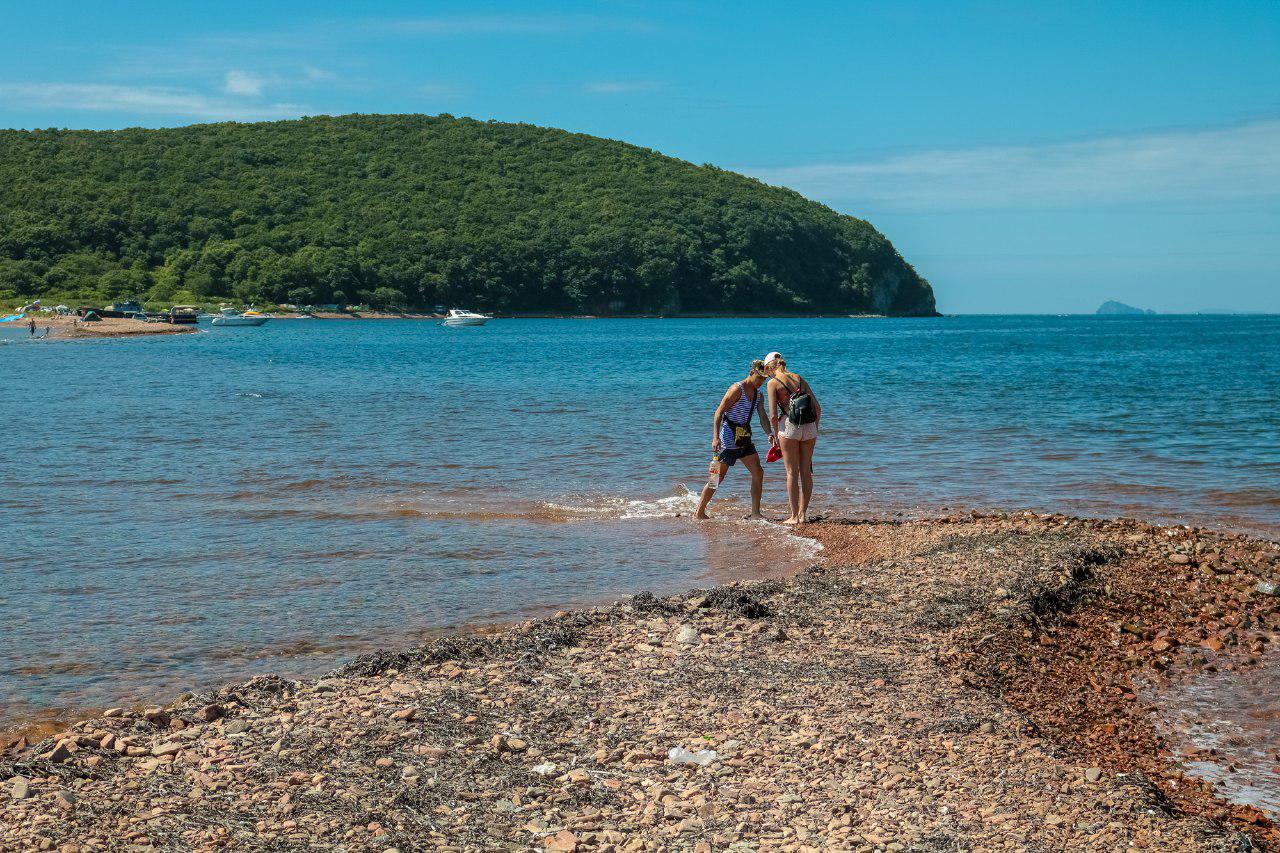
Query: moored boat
[[441, 308, 490, 327], [210, 307, 270, 327], [166, 305, 200, 324]]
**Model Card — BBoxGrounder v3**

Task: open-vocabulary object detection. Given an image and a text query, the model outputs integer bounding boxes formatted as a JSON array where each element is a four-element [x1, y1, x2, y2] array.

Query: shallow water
[[1, 315, 1277, 731], [1146, 655, 1280, 817]]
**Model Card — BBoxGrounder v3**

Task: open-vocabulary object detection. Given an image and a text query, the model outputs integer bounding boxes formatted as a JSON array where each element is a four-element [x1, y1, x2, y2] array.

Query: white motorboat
[[210, 307, 270, 327], [441, 308, 490, 327]]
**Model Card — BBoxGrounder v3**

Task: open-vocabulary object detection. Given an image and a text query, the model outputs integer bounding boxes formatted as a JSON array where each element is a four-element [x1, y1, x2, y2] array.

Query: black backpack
[[783, 377, 817, 425]]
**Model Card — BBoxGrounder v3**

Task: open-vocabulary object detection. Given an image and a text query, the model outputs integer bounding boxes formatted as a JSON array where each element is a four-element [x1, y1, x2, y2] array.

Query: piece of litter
[[668, 746, 718, 766], [531, 762, 558, 775]]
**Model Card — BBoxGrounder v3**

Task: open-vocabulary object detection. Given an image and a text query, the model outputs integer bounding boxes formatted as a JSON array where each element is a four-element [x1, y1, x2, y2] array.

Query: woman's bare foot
[[694, 510, 711, 520], [781, 516, 800, 526]]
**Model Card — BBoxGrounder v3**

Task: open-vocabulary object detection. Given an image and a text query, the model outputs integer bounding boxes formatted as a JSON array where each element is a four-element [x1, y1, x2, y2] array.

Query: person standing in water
[[694, 360, 775, 520], [764, 352, 821, 524]]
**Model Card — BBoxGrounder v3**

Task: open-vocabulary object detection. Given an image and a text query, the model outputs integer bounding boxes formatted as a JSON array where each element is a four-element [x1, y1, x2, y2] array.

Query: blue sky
[[2, 1, 1277, 313]]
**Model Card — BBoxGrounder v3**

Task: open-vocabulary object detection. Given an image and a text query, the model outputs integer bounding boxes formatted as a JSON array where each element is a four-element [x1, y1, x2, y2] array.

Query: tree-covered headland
[[0, 114, 937, 315]]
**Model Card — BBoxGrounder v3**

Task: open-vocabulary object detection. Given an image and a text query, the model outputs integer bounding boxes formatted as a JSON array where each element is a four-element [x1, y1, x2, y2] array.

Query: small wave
[[1203, 487, 1280, 509], [542, 489, 701, 520]]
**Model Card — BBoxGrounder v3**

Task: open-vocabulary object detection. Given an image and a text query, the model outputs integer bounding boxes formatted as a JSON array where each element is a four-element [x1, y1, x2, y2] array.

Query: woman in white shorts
[[764, 352, 821, 524]]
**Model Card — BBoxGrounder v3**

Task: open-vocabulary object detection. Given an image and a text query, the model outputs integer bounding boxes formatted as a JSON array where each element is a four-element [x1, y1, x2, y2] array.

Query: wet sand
[[1, 315, 196, 340], [3, 511, 1278, 851]]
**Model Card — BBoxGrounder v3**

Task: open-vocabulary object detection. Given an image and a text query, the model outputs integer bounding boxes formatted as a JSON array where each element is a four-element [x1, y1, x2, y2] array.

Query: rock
[[391, 707, 418, 721], [151, 742, 184, 757], [1084, 767, 1103, 783], [102, 707, 124, 718], [8, 776, 30, 800], [675, 626, 700, 646], [1169, 553, 1191, 565], [42, 741, 73, 763], [198, 703, 225, 722], [544, 830, 579, 852], [1255, 581, 1279, 596], [53, 790, 76, 811], [142, 707, 169, 727], [223, 719, 249, 735]]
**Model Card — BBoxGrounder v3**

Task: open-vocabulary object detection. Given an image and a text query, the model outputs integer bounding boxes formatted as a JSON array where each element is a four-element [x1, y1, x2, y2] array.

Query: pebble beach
[[4, 511, 1278, 851]]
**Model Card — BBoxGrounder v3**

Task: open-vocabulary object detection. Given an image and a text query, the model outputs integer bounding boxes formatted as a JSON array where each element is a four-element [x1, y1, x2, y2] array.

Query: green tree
[[370, 287, 407, 310], [0, 115, 936, 315]]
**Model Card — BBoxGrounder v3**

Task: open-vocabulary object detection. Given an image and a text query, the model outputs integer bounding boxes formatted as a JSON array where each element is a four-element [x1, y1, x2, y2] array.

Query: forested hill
[[0, 114, 937, 315]]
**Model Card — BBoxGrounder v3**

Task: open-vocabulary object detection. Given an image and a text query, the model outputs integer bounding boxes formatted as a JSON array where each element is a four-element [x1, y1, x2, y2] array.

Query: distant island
[[0, 114, 937, 317], [1096, 300, 1156, 316]]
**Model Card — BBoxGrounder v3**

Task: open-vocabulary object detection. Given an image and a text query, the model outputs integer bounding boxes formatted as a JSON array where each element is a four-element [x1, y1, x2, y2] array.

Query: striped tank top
[[720, 382, 758, 450]]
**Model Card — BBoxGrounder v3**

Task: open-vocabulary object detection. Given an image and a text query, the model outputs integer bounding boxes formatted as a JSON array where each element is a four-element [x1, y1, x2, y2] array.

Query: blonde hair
[[770, 356, 787, 372], [749, 359, 768, 377]]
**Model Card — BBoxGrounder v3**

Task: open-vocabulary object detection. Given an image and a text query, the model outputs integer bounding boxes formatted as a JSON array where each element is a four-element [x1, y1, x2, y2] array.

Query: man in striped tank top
[[694, 360, 775, 520]]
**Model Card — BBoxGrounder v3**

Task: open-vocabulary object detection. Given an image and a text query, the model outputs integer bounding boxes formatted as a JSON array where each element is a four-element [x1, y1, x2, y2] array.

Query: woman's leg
[[797, 438, 816, 522], [694, 461, 728, 520], [780, 437, 801, 524]]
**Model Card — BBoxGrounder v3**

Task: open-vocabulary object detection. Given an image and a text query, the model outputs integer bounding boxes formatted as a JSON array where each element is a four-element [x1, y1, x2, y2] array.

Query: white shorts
[[779, 417, 818, 441]]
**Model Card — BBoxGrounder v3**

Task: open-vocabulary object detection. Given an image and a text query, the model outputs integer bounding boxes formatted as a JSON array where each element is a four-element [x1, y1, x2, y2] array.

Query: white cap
[[763, 351, 783, 366]]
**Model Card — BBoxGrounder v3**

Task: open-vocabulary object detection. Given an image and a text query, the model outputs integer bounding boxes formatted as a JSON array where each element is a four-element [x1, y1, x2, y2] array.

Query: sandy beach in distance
[[0, 311, 445, 341], [3, 511, 1277, 851], [1, 315, 197, 340]]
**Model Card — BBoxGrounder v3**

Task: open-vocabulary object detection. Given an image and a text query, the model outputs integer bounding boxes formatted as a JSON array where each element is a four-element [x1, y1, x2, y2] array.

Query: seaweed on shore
[[335, 610, 604, 679]]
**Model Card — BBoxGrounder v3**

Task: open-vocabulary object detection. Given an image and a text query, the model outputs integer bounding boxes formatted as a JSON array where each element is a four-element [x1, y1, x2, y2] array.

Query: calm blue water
[[1, 315, 1278, 730]]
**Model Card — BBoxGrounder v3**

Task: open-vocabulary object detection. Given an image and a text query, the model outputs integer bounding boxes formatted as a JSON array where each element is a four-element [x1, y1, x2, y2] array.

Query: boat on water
[[441, 308, 491, 327], [165, 305, 200, 325], [210, 307, 270, 327]]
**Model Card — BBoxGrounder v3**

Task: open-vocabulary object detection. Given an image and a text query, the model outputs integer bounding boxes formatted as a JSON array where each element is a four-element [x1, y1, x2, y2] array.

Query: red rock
[[544, 830, 578, 851]]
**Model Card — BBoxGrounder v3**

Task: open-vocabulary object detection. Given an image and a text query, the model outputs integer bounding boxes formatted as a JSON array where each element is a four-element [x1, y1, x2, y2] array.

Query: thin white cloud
[[381, 15, 654, 36], [301, 65, 335, 82], [0, 82, 306, 121], [748, 120, 1280, 211], [223, 69, 264, 96], [583, 81, 661, 95]]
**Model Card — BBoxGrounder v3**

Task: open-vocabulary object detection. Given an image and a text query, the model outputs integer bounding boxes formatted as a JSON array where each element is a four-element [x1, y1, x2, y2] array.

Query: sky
[[2, 0, 1278, 313]]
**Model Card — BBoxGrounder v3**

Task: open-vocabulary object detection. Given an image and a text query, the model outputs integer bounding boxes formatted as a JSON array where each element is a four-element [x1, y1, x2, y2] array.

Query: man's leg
[[694, 461, 727, 520], [742, 453, 765, 519]]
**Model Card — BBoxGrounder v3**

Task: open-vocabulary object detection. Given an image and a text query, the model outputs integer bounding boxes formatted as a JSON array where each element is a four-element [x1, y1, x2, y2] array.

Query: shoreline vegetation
[[0, 114, 938, 319], [3, 511, 1278, 850]]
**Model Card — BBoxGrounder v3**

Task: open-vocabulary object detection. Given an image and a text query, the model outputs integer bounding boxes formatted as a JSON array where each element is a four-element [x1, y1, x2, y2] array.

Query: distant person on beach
[[28, 318, 36, 337], [694, 360, 775, 520], [764, 352, 821, 524]]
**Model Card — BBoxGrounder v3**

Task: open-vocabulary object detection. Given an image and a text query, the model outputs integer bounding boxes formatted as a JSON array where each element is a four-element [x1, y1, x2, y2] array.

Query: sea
[[2, 314, 1278, 804]]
